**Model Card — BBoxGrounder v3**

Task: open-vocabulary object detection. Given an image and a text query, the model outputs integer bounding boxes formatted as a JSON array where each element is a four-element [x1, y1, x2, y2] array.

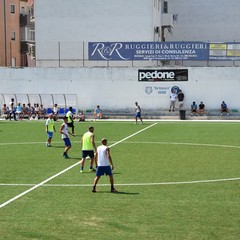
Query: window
[[30, 30, 35, 42], [10, 32, 16, 41], [10, 4, 15, 14]]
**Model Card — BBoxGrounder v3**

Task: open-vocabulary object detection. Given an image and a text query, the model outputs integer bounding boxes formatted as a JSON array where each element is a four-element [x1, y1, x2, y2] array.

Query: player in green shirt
[[80, 126, 97, 173], [45, 113, 56, 147], [66, 106, 75, 135]]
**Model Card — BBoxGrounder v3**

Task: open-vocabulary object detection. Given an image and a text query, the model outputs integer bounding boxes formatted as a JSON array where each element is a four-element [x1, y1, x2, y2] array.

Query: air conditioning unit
[[161, 13, 174, 27]]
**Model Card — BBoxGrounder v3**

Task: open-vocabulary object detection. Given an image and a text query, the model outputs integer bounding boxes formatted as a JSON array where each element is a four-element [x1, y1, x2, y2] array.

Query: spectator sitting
[[34, 103, 40, 120], [1, 104, 9, 119], [78, 110, 85, 122], [28, 103, 35, 120], [52, 103, 59, 121], [198, 101, 206, 116], [94, 105, 103, 119], [220, 101, 229, 116], [22, 103, 28, 119], [191, 101, 198, 116], [16, 103, 23, 120], [39, 104, 46, 119]]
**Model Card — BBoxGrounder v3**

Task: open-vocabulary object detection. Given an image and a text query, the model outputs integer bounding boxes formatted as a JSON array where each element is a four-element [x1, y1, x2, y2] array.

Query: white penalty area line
[[1, 177, 240, 188], [0, 122, 157, 209]]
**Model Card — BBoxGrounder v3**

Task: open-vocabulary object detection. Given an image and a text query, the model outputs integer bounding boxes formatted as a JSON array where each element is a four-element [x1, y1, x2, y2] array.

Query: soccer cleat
[[89, 168, 96, 172], [111, 188, 118, 193], [64, 155, 70, 159], [92, 189, 97, 193], [80, 170, 83, 173]]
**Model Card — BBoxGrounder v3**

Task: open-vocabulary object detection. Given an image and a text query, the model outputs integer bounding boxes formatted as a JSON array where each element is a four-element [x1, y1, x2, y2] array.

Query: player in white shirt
[[134, 102, 143, 124], [92, 138, 117, 193], [59, 116, 75, 158]]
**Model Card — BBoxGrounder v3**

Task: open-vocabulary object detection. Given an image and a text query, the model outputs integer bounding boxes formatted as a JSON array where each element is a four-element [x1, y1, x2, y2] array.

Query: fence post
[[58, 41, 61, 67], [83, 41, 85, 67]]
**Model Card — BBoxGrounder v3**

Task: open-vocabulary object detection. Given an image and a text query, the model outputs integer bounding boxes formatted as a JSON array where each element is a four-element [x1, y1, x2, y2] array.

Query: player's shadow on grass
[[71, 157, 82, 160], [97, 191, 139, 195]]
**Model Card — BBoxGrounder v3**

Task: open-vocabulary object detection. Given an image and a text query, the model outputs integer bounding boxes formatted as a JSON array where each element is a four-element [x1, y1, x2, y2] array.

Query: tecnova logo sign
[[138, 69, 188, 82]]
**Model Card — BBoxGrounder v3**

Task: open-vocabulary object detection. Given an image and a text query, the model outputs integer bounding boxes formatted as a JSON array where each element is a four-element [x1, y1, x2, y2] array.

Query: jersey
[[46, 118, 54, 132], [61, 123, 69, 139], [82, 131, 94, 150], [66, 111, 73, 123], [170, 93, 177, 101], [97, 145, 109, 166], [135, 105, 141, 113]]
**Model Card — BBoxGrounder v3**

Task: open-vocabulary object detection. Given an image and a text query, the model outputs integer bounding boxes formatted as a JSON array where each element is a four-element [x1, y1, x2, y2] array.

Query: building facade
[[20, 0, 35, 67], [0, 0, 35, 67], [34, 0, 172, 67], [167, 0, 240, 42], [0, 0, 20, 67]]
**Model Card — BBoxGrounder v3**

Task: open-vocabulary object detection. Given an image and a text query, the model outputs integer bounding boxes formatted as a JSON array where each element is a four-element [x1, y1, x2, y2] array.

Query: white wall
[[0, 67, 240, 111], [167, 0, 240, 42]]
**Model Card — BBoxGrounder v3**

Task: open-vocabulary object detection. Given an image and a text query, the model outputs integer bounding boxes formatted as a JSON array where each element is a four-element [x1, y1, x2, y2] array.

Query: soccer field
[[0, 120, 240, 240]]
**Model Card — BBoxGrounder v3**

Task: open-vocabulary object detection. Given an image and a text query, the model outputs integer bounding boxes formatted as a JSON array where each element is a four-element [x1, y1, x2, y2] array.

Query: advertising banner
[[138, 69, 188, 82], [89, 42, 240, 61], [89, 42, 209, 61]]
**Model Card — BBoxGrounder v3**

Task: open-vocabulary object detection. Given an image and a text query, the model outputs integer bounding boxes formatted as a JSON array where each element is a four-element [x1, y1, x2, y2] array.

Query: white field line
[[0, 141, 102, 146], [1, 177, 240, 188], [1, 140, 240, 150], [0, 122, 158, 209]]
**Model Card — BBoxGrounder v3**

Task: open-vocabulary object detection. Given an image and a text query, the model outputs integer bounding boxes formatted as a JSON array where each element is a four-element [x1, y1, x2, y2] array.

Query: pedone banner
[[138, 69, 188, 82], [88, 41, 240, 61]]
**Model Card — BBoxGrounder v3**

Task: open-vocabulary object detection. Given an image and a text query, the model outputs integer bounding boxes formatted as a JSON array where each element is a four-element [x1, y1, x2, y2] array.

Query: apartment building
[[0, 0, 20, 67], [0, 0, 35, 67], [20, 0, 35, 67]]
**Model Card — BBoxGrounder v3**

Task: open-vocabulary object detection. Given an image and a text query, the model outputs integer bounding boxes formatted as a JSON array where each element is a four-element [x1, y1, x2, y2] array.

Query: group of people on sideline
[[1, 96, 232, 122], [191, 100, 229, 116], [169, 90, 185, 112], [1, 98, 46, 120]]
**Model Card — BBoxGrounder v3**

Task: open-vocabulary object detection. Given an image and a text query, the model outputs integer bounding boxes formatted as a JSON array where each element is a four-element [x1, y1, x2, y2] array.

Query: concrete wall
[[0, 67, 240, 112]]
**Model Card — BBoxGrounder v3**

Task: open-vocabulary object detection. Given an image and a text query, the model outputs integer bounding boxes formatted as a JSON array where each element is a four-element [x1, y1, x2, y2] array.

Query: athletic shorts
[[47, 132, 53, 138], [63, 138, 71, 147], [82, 150, 94, 159], [67, 122, 74, 127], [135, 112, 141, 118], [96, 166, 112, 176]]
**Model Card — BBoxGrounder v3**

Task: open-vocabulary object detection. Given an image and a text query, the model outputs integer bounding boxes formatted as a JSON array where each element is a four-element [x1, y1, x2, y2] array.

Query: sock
[[90, 166, 93, 169], [80, 166, 83, 171]]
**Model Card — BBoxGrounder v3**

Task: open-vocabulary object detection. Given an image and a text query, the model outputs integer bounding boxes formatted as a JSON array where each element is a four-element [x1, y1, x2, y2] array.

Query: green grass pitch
[[0, 120, 239, 240]]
